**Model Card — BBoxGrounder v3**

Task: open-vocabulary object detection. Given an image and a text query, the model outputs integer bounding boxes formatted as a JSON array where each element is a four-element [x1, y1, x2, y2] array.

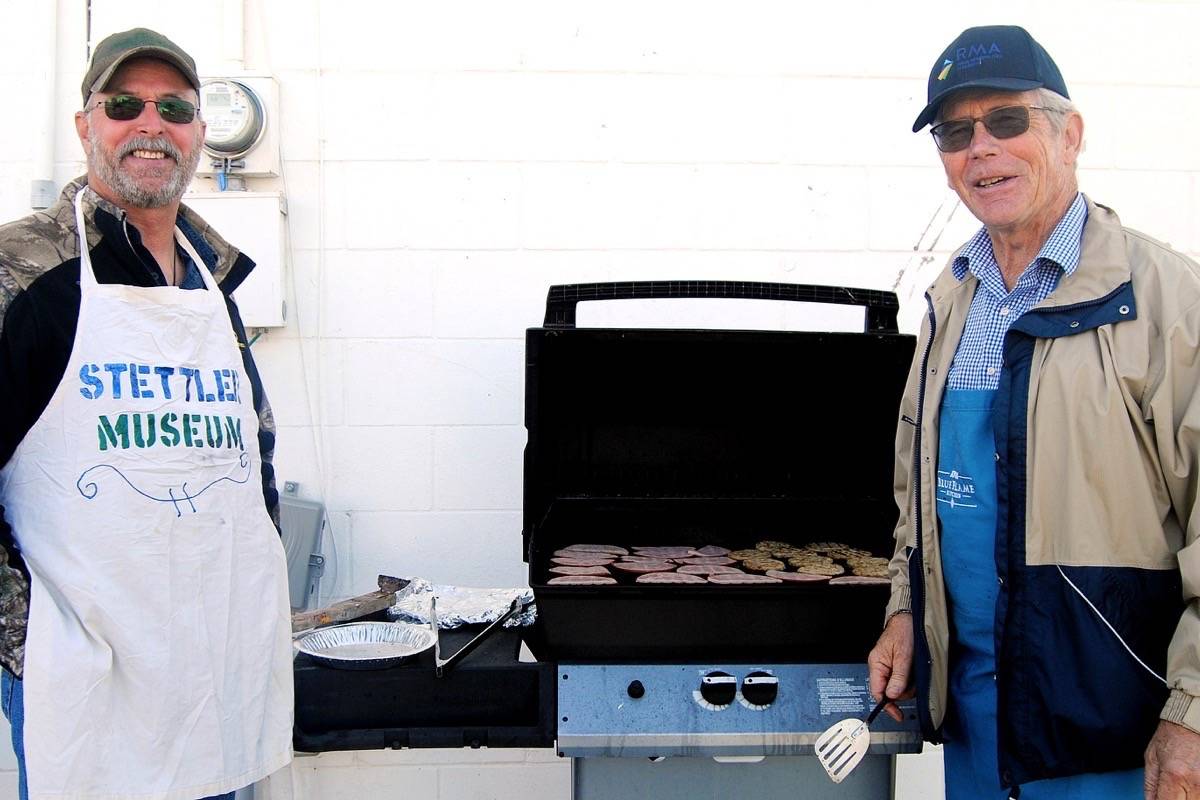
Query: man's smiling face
[[937, 89, 1081, 239], [76, 57, 205, 209]]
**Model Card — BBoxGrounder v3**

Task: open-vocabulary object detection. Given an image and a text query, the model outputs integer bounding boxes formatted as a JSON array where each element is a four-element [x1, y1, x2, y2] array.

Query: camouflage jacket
[[0, 177, 279, 678]]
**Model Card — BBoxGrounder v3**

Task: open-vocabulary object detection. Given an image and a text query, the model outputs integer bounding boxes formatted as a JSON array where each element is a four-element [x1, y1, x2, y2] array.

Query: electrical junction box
[[193, 74, 280, 177], [182, 191, 287, 327], [279, 488, 326, 612]]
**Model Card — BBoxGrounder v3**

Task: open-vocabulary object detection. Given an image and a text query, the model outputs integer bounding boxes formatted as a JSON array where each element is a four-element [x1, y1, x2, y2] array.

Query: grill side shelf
[[542, 281, 900, 334]]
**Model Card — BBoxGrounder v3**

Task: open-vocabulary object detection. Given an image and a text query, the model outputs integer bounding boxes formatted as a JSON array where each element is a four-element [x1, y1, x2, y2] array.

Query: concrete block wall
[[0, 0, 1196, 796]]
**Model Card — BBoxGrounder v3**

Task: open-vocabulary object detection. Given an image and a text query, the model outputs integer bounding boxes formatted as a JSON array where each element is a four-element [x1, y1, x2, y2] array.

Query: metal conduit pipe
[[30, 1, 59, 209]]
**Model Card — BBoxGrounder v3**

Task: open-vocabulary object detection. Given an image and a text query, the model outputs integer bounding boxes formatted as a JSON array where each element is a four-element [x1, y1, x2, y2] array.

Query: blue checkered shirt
[[946, 193, 1088, 390]]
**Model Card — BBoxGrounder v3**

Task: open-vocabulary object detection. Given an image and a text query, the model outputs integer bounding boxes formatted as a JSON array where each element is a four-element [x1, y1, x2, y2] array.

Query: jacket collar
[[1032, 195, 1129, 310], [60, 176, 251, 289], [927, 193, 1129, 313]]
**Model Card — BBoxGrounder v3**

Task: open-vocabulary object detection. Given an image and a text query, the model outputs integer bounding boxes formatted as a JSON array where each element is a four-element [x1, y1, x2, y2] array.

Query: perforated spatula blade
[[814, 697, 889, 783]]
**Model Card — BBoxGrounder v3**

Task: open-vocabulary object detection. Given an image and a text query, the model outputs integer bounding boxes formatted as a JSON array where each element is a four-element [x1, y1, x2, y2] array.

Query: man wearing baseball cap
[[0, 28, 293, 800], [868, 25, 1200, 799]]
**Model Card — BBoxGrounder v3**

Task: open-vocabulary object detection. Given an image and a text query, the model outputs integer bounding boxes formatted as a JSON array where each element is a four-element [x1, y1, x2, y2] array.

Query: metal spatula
[[814, 696, 889, 783]]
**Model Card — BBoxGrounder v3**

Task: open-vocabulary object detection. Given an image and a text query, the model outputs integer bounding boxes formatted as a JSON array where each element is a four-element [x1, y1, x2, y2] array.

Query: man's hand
[[1145, 720, 1200, 799], [867, 612, 916, 722]]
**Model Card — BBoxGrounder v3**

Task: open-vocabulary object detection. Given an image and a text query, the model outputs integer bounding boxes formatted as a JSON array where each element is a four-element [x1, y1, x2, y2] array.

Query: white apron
[[0, 188, 293, 799]]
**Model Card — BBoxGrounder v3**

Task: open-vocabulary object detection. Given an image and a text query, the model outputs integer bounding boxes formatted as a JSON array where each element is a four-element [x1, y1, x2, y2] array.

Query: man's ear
[[1062, 112, 1084, 165], [75, 110, 92, 156]]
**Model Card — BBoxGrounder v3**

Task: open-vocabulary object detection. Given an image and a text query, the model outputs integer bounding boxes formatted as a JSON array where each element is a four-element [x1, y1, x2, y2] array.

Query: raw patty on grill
[[611, 560, 676, 574], [678, 564, 745, 576], [550, 565, 612, 576], [675, 556, 736, 566], [692, 545, 731, 557], [635, 571, 708, 584], [561, 544, 629, 556], [630, 546, 697, 559], [551, 555, 616, 567], [828, 575, 890, 586], [707, 573, 783, 584], [765, 570, 831, 582], [547, 575, 618, 585]]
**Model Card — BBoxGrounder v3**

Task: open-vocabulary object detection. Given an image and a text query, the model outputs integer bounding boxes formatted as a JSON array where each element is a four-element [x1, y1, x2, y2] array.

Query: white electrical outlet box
[[183, 191, 287, 327]]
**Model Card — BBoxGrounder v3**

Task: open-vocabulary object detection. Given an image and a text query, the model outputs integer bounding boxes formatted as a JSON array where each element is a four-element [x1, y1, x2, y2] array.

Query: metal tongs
[[429, 595, 534, 677], [814, 696, 889, 783]]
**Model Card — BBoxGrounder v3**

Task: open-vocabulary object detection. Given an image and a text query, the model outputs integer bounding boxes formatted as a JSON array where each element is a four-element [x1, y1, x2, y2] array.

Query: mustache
[[115, 136, 183, 162]]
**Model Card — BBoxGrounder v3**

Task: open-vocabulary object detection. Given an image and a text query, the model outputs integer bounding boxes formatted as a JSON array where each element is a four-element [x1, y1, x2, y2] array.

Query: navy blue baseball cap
[[912, 25, 1069, 132]]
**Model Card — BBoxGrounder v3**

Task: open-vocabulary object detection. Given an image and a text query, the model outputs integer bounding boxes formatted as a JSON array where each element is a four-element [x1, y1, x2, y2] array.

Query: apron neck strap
[[73, 187, 99, 291], [74, 186, 222, 293], [174, 227, 221, 292]]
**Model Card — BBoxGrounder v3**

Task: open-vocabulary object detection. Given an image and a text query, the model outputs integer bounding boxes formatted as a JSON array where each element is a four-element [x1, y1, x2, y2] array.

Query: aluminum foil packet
[[389, 577, 537, 629]]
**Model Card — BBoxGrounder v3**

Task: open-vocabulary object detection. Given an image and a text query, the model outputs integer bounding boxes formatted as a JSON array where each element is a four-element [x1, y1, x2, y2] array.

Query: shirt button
[[994, 452, 1000, 462], [998, 576, 1005, 586], [998, 307, 1010, 316], [987, 367, 997, 376]]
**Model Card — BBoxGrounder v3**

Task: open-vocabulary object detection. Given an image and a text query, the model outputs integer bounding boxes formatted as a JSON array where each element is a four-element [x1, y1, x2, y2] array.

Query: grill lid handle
[[542, 281, 900, 333]]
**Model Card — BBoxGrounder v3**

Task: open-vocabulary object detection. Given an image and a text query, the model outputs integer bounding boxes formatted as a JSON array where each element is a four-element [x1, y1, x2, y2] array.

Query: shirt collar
[[952, 192, 1088, 284]]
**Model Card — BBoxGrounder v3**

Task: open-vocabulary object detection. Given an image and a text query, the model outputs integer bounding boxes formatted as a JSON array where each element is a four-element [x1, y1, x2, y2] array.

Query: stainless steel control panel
[[557, 662, 922, 758]]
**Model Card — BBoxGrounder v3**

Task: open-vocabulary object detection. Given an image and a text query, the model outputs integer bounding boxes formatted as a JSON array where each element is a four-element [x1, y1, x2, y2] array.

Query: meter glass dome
[[200, 79, 266, 159]]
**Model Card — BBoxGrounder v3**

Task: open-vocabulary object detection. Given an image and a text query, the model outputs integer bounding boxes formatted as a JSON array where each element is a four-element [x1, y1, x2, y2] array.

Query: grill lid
[[522, 281, 916, 562]]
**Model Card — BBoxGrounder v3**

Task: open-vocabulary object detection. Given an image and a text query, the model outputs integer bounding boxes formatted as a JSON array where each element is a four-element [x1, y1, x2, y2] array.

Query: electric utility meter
[[200, 79, 267, 159]]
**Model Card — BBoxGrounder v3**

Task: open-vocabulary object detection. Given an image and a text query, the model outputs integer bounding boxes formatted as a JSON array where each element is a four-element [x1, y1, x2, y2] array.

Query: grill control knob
[[627, 680, 645, 699], [699, 671, 737, 707], [741, 672, 779, 707]]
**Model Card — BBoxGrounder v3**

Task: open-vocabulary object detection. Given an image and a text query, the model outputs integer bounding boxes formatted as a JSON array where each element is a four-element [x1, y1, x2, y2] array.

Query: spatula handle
[[865, 696, 890, 724]]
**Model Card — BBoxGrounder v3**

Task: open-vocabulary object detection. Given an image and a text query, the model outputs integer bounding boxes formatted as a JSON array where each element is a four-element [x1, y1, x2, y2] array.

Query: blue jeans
[[1, 669, 235, 800], [1, 668, 25, 800]]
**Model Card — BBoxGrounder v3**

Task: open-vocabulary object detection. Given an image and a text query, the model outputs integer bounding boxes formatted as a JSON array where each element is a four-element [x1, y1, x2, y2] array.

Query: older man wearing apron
[[0, 28, 292, 800], [871, 24, 1200, 800], [934, 205, 1142, 798]]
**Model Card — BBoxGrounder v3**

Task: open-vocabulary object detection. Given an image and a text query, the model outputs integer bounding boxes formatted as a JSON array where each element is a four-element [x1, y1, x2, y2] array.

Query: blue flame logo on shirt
[[937, 468, 978, 509]]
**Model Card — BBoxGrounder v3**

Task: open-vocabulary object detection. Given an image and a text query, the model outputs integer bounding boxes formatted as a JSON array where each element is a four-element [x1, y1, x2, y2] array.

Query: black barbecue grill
[[523, 281, 916, 664], [527, 281, 923, 799]]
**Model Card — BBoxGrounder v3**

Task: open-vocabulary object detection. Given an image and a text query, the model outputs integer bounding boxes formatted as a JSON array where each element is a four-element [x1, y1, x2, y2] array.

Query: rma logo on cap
[[937, 60, 953, 80], [954, 41, 1003, 70]]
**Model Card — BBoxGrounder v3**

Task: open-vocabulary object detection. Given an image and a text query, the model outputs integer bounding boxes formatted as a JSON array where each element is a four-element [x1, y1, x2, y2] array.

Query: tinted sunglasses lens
[[103, 95, 145, 121], [983, 106, 1030, 139], [101, 96, 196, 123], [156, 98, 196, 123], [932, 121, 973, 152]]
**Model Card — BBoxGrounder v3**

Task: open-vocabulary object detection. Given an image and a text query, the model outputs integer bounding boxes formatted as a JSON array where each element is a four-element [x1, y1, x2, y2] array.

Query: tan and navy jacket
[[0, 177, 280, 678], [886, 195, 1200, 786]]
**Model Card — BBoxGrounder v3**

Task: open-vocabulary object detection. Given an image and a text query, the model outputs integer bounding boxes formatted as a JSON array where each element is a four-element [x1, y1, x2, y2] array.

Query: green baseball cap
[[81, 28, 199, 104]]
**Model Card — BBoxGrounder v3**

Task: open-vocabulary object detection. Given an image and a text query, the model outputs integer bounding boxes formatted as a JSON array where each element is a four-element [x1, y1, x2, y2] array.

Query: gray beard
[[88, 129, 203, 208]]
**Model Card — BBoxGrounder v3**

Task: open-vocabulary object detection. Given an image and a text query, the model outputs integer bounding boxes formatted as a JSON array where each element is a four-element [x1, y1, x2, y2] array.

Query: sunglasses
[[930, 105, 1059, 153], [89, 94, 197, 124]]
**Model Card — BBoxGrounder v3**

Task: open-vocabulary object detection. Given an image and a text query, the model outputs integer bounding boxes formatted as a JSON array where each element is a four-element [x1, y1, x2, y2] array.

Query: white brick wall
[[0, 0, 1197, 797]]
